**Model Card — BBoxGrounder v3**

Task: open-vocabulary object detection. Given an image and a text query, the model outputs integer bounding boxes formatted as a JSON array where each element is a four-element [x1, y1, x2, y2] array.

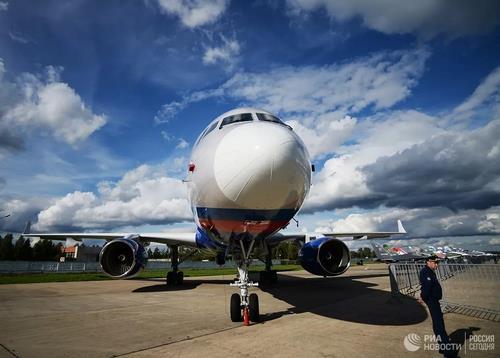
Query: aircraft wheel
[[249, 293, 260, 322], [259, 271, 269, 284], [230, 293, 242, 322]]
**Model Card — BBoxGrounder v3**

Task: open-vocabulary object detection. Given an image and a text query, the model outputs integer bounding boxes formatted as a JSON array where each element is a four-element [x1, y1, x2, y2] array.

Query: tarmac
[[0, 264, 498, 358]]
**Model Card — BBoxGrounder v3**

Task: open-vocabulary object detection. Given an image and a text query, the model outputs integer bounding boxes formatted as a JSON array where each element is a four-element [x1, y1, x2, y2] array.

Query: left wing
[[23, 231, 198, 247]]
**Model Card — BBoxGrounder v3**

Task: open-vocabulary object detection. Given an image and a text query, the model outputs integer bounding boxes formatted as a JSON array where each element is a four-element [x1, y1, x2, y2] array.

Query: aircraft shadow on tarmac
[[132, 272, 428, 326]]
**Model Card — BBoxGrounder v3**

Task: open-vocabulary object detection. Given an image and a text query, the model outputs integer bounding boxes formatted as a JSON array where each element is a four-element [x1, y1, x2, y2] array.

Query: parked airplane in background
[[25, 108, 406, 324]]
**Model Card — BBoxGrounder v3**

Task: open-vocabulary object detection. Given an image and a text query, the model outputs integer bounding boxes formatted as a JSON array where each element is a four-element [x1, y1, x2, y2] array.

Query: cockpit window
[[219, 113, 253, 128], [201, 121, 218, 139], [256, 113, 292, 129], [195, 120, 218, 145]]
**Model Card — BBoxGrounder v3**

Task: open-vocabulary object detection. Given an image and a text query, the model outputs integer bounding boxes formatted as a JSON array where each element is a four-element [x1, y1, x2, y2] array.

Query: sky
[[1, 0, 500, 251]]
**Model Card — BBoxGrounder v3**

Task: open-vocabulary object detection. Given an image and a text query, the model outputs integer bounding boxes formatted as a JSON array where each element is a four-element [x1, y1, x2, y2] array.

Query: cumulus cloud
[[286, 0, 500, 39], [0, 197, 51, 233], [315, 206, 500, 238], [304, 109, 445, 211], [203, 36, 241, 68], [0, 1, 7, 11], [34, 164, 192, 231], [0, 60, 106, 146], [156, 0, 229, 28], [362, 119, 500, 211]]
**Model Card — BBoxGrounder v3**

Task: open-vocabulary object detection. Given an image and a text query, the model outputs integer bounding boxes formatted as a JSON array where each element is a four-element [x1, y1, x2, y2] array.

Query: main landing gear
[[230, 240, 260, 324], [166, 245, 184, 286], [259, 247, 278, 284]]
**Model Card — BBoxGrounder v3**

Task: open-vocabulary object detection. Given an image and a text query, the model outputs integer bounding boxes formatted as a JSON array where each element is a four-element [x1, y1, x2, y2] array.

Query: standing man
[[418, 255, 454, 357]]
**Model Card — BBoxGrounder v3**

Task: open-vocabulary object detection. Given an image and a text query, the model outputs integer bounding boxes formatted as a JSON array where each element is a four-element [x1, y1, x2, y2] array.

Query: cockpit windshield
[[257, 113, 291, 129], [219, 113, 253, 128]]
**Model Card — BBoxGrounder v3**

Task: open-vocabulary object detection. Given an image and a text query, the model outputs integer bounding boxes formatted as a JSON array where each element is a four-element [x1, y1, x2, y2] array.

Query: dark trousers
[[425, 299, 450, 352]]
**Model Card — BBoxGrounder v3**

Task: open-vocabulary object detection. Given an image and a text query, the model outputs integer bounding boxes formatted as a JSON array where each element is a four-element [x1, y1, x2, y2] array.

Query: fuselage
[[187, 108, 311, 246]]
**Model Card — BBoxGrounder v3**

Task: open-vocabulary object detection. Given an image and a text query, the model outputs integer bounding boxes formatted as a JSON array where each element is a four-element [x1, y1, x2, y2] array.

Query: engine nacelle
[[298, 237, 350, 276], [99, 236, 148, 278]]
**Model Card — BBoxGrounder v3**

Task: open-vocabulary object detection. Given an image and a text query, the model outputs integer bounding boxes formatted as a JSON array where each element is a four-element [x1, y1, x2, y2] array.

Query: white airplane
[[24, 107, 406, 324]]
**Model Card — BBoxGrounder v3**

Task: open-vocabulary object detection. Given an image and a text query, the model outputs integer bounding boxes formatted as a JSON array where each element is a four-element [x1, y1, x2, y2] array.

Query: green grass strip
[[0, 264, 302, 284]]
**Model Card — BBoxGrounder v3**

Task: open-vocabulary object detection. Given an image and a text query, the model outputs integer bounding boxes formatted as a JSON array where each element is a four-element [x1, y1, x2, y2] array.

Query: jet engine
[[298, 237, 350, 276], [99, 235, 148, 278]]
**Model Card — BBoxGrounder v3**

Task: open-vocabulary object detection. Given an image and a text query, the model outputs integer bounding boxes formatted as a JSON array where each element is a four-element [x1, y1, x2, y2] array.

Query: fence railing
[[0, 259, 280, 274], [389, 262, 500, 322]]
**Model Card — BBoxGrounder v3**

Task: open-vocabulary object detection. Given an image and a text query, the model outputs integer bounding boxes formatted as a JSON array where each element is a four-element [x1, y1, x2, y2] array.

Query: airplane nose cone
[[214, 122, 311, 209]]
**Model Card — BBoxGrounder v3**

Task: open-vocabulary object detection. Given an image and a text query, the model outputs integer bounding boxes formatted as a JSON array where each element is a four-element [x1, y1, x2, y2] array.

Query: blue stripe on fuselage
[[195, 226, 226, 250]]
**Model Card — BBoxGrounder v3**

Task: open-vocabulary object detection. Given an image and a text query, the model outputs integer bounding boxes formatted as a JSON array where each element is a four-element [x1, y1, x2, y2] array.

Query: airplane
[[24, 107, 406, 324], [371, 242, 429, 262]]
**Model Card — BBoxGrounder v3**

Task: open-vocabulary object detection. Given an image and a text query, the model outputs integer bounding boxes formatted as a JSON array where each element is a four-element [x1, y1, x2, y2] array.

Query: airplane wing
[[22, 231, 198, 247], [270, 220, 407, 244], [322, 220, 407, 240]]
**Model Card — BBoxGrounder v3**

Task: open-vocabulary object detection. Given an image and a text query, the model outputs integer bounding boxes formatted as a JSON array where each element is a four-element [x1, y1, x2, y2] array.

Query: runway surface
[[1, 264, 498, 357]]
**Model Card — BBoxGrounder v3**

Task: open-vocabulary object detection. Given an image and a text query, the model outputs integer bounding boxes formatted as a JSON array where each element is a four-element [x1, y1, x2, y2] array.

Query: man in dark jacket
[[419, 256, 453, 357]]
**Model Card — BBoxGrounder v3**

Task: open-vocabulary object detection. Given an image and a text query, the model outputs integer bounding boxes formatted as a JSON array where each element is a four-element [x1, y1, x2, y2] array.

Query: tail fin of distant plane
[[23, 221, 31, 235], [397, 220, 406, 234]]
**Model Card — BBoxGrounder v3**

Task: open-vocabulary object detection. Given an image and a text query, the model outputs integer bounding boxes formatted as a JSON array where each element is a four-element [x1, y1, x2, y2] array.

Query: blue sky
[[0, 0, 499, 251]]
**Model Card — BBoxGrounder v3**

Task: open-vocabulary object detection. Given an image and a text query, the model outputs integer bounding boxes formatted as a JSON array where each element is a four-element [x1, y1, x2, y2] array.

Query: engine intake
[[99, 236, 148, 278], [298, 237, 350, 276]]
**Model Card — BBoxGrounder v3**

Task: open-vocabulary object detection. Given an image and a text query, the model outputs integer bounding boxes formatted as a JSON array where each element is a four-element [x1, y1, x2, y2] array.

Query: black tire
[[177, 271, 184, 285], [230, 294, 242, 322], [166, 271, 174, 286], [249, 293, 260, 322], [259, 271, 269, 284]]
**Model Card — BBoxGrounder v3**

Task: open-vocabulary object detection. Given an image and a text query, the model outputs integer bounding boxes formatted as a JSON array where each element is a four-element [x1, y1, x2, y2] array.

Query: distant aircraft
[[25, 108, 406, 323], [371, 242, 428, 262]]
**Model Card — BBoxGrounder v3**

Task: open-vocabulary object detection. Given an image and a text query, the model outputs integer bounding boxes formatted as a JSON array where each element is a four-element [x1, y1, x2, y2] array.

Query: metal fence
[[389, 262, 500, 321], [0, 259, 279, 274]]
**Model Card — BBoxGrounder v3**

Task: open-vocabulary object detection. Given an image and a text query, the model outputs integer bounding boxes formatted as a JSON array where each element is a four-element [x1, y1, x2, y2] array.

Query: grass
[[0, 264, 302, 285]]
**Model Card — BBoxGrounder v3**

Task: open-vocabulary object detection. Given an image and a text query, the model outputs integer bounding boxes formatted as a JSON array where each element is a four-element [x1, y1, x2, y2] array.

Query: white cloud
[[156, 0, 229, 28], [489, 238, 500, 245], [161, 131, 190, 150], [452, 66, 500, 120], [203, 37, 240, 67], [156, 48, 430, 158], [34, 164, 192, 231], [314, 206, 500, 237], [0, 1, 8, 11], [0, 61, 106, 146], [286, 0, 500, 39]]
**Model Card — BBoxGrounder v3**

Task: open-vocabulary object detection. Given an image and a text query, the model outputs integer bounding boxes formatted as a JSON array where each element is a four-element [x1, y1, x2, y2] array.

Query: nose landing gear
[[230, 240, 260, 324]]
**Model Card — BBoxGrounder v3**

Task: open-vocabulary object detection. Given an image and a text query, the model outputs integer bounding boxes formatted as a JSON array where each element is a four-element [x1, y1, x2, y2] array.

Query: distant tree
[[274, 241, 299, 260], [33, 239, 62, 261], [0, 233, 15, 260], [147, 248, 153, 258], [14, 236, 33, 261]]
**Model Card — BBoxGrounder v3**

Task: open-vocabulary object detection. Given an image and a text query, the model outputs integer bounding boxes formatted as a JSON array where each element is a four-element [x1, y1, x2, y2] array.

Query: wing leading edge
[[274, 220, 407, 243], [22, 231, 198, 247]]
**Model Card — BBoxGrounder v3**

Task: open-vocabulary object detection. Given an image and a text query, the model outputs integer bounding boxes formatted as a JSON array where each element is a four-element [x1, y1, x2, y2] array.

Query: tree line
[[0, 234, 63, 261]]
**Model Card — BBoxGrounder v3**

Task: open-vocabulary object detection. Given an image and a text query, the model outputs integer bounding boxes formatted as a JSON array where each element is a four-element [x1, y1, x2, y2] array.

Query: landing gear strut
[[230, 240, 260, 324], [166, 245, 184, 286]]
